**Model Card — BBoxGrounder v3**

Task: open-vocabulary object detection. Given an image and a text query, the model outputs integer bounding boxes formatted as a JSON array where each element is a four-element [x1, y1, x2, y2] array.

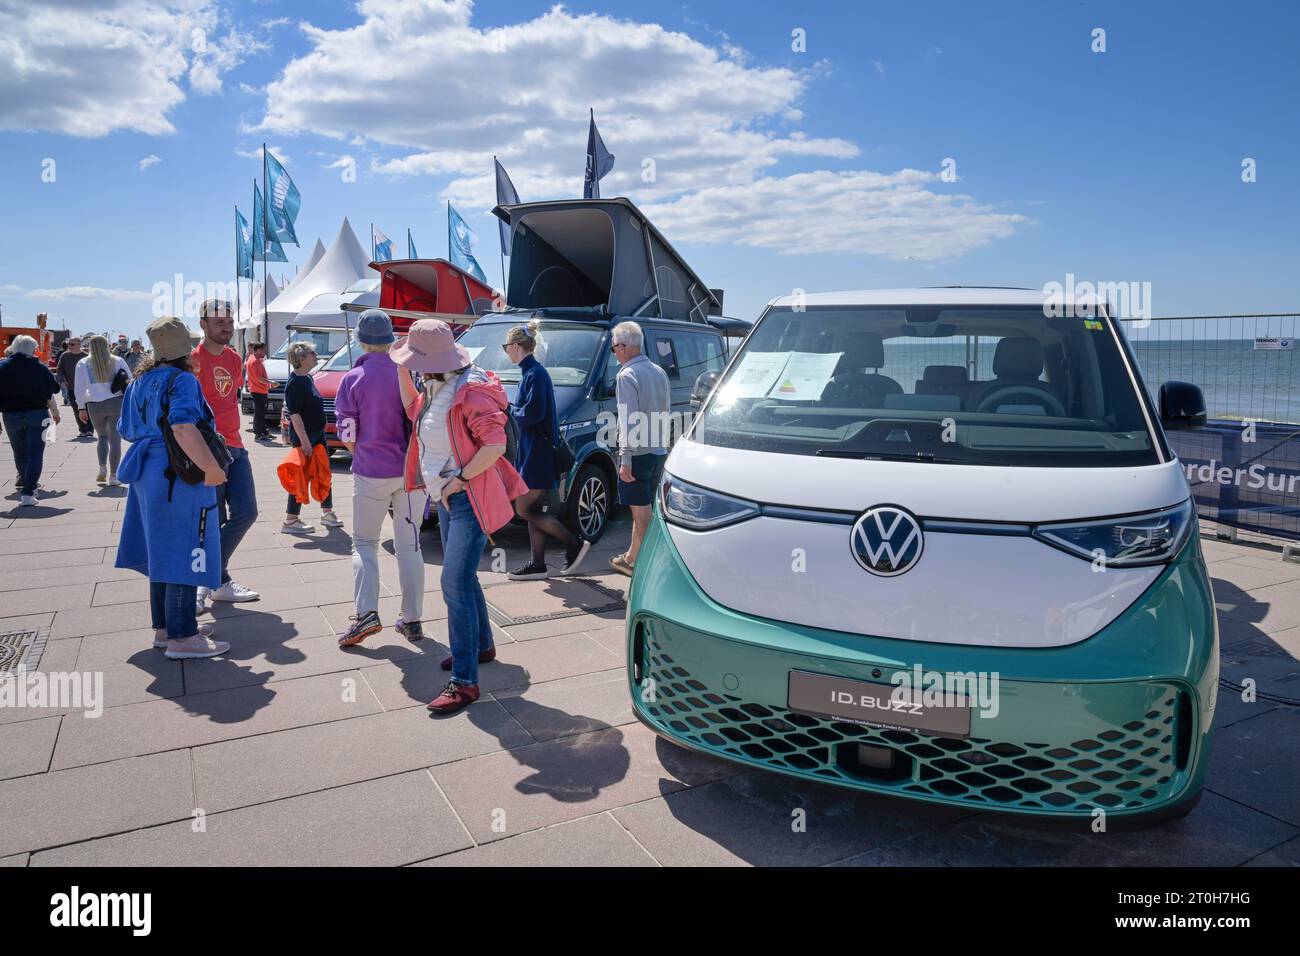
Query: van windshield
[[454, 320, 606, 386], [693, 305, 1161, 467], [273, 330, 346, 361]]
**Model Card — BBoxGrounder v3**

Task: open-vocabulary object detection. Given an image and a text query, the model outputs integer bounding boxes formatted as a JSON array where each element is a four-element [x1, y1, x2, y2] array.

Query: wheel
[[565, 461, 613, 543]]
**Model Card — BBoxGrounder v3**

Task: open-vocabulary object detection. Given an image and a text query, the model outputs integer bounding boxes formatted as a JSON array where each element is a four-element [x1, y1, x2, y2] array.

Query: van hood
[[663, 438, 1193, 649], [666, 438, 1188, 523], [263, 358, 290, 384]]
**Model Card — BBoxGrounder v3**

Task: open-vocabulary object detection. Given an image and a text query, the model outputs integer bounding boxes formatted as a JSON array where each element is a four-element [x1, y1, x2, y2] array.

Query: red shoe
[[426, 680, 480, 714], [440, 647, 497, 671]]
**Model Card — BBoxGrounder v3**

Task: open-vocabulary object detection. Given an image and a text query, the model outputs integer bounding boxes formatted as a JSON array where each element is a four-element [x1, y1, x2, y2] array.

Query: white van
[[626, 288, 1217, 820]]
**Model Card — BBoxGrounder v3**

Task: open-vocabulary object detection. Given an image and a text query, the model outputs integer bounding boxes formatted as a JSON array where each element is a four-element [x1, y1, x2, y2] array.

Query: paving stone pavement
[[1, 430, 1298, 866]]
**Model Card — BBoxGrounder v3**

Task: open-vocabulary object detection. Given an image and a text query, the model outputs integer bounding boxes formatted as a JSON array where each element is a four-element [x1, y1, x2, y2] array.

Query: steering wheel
[[974, 384, 1066, 416]]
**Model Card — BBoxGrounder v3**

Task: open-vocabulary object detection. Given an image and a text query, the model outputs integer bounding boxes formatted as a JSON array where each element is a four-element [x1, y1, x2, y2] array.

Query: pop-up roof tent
[[492, 198, 721, 323], [339, 259, 498, 331]]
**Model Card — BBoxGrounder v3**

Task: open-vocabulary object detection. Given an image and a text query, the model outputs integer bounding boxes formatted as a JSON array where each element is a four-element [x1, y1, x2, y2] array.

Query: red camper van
[[295, 258, 497, 453]]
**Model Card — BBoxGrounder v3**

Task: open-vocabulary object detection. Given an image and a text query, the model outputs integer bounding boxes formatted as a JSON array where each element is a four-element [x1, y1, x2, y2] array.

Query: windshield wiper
[[816, 449, 1007, 466]]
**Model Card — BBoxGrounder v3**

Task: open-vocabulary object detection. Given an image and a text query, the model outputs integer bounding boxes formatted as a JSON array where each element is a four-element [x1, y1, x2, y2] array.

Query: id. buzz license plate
[[787, 671, 972, 738]]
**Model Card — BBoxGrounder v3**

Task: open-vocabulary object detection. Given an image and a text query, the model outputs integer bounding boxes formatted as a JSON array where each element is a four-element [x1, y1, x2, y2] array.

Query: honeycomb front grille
[[639, 628, 1183, 815]]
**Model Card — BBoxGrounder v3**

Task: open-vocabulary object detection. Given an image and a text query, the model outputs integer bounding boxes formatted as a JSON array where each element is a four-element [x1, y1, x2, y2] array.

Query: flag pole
[[261, 145, 269, 346], [234, 205, 241, 338]]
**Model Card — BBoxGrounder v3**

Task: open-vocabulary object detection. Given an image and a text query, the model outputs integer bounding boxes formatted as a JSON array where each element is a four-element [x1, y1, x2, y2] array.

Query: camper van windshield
[[455, 320, 606, 386], [273, 330, 347, 361], [693, 305, 1161, 467]]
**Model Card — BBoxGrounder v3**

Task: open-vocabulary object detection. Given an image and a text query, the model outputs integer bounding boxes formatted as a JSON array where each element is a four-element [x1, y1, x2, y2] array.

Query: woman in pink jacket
[[394, 319, 527, 714]]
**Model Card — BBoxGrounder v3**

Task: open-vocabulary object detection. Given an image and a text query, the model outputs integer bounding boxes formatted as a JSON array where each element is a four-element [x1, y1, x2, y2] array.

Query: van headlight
[[1032, 499, 1194, 567], [660, 473, 759, 530]]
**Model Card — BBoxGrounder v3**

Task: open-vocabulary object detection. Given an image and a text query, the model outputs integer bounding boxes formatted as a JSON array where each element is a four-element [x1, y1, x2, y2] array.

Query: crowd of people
[[1, 301, 671, 715]]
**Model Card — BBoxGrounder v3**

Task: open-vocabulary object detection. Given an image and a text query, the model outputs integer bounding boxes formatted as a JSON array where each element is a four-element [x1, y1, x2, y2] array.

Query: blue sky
[[0, 0, 1296, 339]]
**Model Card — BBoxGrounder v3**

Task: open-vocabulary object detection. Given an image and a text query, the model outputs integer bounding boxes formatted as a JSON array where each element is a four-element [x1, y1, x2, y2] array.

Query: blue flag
[[408, 228, 418, 259], [264, 149, 301, 246], [373, 225, 394, 263], [494, 156, 520, 255], [252, 185, 288, 263], [235, 207, 253, 279], [448, 204, 487, 284], [583, 109, 615, 199]]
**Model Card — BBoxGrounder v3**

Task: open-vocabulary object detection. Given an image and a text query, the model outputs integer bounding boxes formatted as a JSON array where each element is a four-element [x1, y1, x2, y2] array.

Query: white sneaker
[[210, 581, 259, 602], [154, 623, 213, 648], [196, 586, 209, 615], [107, 474, 121, 487], [281, 518, 315, 535], [164, 634, 230, 660], [19, 495, 37, 507], [320, 511, 344, 528], [96, 469, 107, 485]]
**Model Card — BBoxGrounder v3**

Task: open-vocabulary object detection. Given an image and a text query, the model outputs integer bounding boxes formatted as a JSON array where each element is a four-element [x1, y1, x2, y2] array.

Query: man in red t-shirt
[[193, 299, 260, 608], [244, 342, 272, 441]]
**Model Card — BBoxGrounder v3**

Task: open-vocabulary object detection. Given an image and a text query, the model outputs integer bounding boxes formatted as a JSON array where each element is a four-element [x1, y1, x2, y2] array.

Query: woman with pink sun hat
[[393, 319, 528, 715]]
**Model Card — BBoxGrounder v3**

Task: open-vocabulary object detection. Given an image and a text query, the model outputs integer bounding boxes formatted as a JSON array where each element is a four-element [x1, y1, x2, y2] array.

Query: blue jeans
[[150, 581, 198, 639], [215, 447, 257, 584], [437, 492, 492, 685], [3, 409, 49, 496]]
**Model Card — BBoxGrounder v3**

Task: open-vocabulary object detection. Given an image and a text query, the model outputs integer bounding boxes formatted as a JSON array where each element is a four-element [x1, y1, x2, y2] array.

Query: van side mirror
[[691, 370, 720, 406], [1159, 381, 1206, 430]]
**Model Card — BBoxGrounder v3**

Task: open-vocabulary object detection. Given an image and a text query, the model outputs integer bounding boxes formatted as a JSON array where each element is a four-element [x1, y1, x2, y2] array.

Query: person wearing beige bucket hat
[[391, 319, 528, 715]]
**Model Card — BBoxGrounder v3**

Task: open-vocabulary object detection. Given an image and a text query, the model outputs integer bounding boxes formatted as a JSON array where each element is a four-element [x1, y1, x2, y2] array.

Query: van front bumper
[[626, 514, 1218, 818]]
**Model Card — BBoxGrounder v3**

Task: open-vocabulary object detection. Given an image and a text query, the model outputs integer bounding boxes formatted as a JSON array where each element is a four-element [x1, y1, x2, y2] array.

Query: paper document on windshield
[[722, 351, 791, 398], [767, 351, 841, 401]]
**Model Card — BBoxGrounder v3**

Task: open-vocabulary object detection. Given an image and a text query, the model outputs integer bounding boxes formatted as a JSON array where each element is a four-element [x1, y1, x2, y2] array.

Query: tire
[[565, 461, 613, 543]]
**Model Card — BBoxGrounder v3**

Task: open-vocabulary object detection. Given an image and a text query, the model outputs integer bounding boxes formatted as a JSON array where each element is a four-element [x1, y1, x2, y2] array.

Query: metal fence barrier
[[1120, 314, 1300, 425]]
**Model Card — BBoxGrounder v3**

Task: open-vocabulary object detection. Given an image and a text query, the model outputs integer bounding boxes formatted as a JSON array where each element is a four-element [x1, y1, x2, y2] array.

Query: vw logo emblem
[[851, 506, 924, 576]]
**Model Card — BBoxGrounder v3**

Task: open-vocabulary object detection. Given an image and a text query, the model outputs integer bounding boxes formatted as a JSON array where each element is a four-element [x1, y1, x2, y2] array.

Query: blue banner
[[373, 225, 393, 263], [264, 149, 301, 246], [447, 203, 487, 283], [494, 156, 519, 255], [584, 109, 614, 199], [1168, 420, 1300, 541], [235, 207, 253, 279], [252, 185, 288, 263]]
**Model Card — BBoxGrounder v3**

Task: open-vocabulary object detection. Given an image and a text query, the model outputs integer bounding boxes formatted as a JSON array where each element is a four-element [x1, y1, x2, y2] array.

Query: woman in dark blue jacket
[[505, 322, 589, 580]]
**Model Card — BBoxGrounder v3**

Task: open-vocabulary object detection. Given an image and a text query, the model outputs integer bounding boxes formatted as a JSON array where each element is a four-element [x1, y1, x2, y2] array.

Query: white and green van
[[627, 288, 1216, 819]]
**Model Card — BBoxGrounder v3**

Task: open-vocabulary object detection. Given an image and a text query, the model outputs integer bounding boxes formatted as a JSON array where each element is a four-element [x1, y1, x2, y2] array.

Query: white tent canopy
[[237, 274, 280, 330], [280, 238, 325, 295], [260, 217, 371, 349]]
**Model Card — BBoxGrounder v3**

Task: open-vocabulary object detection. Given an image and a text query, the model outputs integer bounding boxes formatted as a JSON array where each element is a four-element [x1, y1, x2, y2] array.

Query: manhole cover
[[0, 630, 44, 674]]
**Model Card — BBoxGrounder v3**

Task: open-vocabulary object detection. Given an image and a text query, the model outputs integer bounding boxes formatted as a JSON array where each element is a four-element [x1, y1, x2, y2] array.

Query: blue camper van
[[451, 198, 740, 542]]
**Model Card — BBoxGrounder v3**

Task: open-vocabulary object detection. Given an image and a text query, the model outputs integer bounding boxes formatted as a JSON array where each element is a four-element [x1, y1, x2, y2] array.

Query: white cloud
[[189, 25, 268, 95], [236, 145, 290, 164], [0, 1, 263, 136], [255, 1, 1023, 260], [139, 154, 162, 171], [644, 170, 1028, 261], [873, 60, 886, 74], [25, 287, 154, 301]]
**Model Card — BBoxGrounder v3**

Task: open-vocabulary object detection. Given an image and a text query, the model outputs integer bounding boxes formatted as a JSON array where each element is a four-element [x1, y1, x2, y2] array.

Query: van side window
[[652, 335, 681, 380]]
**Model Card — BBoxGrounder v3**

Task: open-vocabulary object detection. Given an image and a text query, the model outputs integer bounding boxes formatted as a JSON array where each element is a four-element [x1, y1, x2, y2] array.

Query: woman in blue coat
[[504, 322, 589, 580], [116, 316, 231, 659]]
